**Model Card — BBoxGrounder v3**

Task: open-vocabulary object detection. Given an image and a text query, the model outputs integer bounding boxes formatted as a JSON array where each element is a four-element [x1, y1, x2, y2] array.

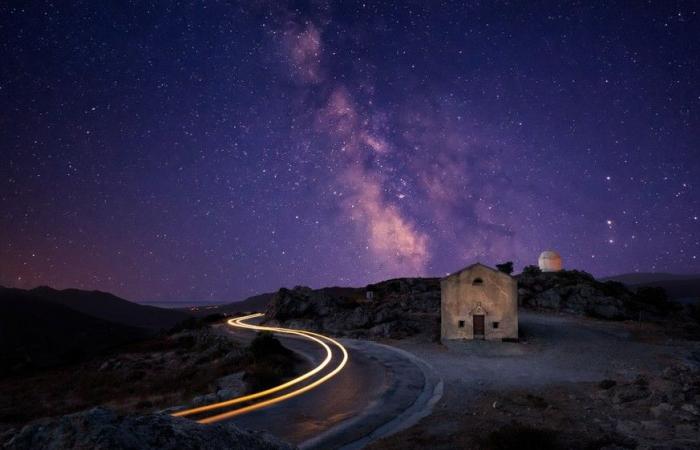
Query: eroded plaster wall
[[441, 264, 518, 341]]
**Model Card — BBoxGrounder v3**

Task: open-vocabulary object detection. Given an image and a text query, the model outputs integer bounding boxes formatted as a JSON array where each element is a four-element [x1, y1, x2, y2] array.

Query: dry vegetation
[[0, 322, 302, 435]]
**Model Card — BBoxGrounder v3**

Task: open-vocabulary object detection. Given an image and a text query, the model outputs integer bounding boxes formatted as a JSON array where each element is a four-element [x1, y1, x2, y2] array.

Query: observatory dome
[[538, 250, 562, 272]]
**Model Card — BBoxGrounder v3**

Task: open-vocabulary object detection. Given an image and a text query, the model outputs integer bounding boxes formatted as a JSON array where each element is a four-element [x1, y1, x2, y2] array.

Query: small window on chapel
[[493, 322, 500, 329], [458, 320, 465, 328], [472, 278, 483, 286]]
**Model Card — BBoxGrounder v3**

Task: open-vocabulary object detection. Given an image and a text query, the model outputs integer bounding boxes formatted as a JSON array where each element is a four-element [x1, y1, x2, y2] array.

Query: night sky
[[1, 1, 698, 302]]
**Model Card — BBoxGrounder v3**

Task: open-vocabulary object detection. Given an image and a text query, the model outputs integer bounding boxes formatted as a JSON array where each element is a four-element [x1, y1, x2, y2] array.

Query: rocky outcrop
[[265, 270, 684, 341], [592, 366, 700, 447], [471, 364, 699, 449], [3, 407, 294, 450], [517, 267, 633, 319], [516, 267, 683, 320], [264, 279, 441, 340]]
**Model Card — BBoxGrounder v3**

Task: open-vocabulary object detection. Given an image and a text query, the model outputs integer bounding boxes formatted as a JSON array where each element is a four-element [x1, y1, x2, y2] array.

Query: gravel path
[[390, 310, 695, 391], [369, 310, 700, 450]]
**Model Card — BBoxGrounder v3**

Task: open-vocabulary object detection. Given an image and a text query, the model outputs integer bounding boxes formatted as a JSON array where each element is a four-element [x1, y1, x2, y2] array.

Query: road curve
[[221, 321, 443, 448], [172, 314, 443, 448], [172, 313, 349, 424]]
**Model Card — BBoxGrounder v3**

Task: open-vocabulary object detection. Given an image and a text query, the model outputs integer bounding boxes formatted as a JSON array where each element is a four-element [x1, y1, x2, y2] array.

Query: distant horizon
[[4, 266, 700, 305]]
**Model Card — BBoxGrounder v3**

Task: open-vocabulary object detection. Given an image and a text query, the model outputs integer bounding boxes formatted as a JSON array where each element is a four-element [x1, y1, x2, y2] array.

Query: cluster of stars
[[0, 1, 698, 301]]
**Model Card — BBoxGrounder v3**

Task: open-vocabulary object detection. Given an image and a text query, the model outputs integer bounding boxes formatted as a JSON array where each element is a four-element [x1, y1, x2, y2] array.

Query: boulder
[[531, 289, 561, 309], [516, 269, 633, 320], [264, 278, 441, 341], [612, 385, 651, 404], [649, 403, 673, 418], [590, 301, 624, 320], [681, 404, 699, 416]]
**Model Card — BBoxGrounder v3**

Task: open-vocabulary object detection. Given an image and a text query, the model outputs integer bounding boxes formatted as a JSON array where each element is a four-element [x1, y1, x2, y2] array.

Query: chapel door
[[473, 315, 485, 339]]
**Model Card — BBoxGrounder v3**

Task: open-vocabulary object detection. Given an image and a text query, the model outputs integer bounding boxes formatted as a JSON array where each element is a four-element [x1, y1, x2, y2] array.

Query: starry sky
[[1, 1, 698, 302]]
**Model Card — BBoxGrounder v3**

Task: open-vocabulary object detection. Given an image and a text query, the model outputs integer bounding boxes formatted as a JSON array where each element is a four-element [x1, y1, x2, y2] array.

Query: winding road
[[171, 313, 443, 449]]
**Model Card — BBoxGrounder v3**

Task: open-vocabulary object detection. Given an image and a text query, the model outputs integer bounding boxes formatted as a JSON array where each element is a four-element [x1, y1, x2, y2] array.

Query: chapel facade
[[441, 263, 518, 341]]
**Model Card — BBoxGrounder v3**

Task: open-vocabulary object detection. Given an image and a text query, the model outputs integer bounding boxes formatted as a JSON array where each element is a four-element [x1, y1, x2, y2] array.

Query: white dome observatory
[[538, 250, 562, 272]]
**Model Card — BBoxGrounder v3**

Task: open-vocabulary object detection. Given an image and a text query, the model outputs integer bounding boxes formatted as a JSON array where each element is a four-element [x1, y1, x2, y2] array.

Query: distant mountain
[[604, 273, 700, 300], [28, 286, 189, 330], [0, 287, 148, 375], [226, 292, 275, 312], [184, 292, 275, 317], [603, 273, 699, 285]]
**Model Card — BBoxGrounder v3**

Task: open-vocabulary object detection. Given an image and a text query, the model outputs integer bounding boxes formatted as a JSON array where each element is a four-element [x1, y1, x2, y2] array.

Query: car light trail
[[172, 313, 349, 423], [172, 313, 333, 417], [198, 330, 348, 424], [173, 313, 333, 417]]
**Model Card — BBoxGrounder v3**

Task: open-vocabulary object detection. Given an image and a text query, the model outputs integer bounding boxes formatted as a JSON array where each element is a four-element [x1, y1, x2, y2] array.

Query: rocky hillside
[[0, 286, 193, 376], [0, 326, 245, 429], [0, 291, 149, 376], [23, 286, 190, 330], [263, 268, 694, 341], [2, 407, 293, 450], [264, 278, 441, 340], [516, 266, 679, 320]]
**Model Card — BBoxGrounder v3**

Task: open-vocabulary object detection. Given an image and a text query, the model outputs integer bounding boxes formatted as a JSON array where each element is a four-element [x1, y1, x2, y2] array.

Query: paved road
[[219, 323, 442, 449]]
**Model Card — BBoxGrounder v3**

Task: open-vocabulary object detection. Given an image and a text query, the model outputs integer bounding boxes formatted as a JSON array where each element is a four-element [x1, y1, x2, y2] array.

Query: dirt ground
[[370, 311, 700, 450]]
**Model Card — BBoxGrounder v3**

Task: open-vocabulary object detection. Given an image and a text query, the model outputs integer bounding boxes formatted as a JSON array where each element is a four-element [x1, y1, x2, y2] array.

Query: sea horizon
[[137, 300, 230, 309]]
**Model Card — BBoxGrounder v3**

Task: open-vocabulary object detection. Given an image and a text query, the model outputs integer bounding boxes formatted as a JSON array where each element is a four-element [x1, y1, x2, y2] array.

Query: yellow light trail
[[172, 313, 349, 424], [172, 313, 333, 417]]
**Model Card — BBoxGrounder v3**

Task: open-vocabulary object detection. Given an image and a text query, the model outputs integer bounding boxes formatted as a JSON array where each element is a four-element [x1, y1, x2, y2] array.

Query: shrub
[[521, 265, 542, 277], [168, 317, 203, 333], [201, 313, 226, 324], [247, 332, 293, 359], [496, 262, 514, 275], [630, 286, 677, 315], [690, 304, 700, 323], [168, 314, 226, 333], [600, 280, 629, 297], [243, 332, 299, 391], [598, 379, 616, 390], [482, 424, 559, 450]]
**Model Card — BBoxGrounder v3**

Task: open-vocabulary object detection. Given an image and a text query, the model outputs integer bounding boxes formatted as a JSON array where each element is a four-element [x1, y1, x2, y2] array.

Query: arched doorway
[[473, 314, 485, 339]]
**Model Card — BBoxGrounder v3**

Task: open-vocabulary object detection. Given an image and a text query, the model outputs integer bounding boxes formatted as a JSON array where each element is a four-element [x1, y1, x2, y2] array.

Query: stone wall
[[441, 264, 518, 341]]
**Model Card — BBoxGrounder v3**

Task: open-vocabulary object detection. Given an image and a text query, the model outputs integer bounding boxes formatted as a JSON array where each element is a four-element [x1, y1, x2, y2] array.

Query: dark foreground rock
[[265, 278, 441, 340], [3, 407, 294, 450], [368, 364, 700, 450]]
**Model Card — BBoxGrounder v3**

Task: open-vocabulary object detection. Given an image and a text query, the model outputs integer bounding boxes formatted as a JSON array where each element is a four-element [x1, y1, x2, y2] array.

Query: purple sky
[[1, 1, 698, 302]]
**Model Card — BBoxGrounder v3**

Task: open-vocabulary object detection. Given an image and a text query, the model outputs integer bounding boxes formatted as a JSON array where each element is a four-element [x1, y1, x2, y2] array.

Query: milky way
[[1, 1, 698, 301]]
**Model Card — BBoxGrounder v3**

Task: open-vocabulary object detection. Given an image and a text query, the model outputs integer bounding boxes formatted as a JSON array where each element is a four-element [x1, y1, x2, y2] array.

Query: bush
[[243, 332, 299, 391], [168, 314, 226, 333], [598, 379, 616, 390], [247, 332, 293, 359], [630, 286, 677, 315], [690, 304, 700, 323], [496, 262, 514, 275], [482, 424, 559, 450], [201, 313, 226, 324], [168, 317, 204, 333], [521, 265, 542, 277], [600, 280, 629, 297]]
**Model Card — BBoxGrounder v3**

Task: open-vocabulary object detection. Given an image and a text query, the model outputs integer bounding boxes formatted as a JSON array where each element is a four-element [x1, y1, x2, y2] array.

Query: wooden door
[[473, 315, 485, 339]]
